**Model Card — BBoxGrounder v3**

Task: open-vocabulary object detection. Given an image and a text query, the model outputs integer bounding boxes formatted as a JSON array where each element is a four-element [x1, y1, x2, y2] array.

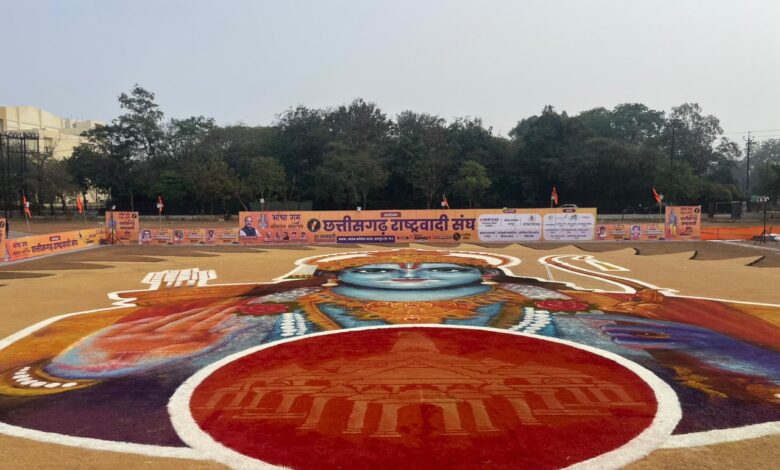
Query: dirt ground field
[[0, 241, 778, 469]]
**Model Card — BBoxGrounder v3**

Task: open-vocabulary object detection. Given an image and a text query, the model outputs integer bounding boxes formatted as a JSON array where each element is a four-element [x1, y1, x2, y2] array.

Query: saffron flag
[[157, 196, 164, 214], [22, 196, 32, 219], [652, 188, 662, 205], [76, 193, 84, 214], [551, 187, 559, 206]]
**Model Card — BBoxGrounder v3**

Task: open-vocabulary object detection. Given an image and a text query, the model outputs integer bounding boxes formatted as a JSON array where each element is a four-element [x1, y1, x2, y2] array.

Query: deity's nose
[[400, 269, 418, 278]]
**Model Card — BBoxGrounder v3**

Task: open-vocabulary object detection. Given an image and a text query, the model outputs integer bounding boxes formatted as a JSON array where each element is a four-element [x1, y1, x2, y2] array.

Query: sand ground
[[0, 242, 778, 469]]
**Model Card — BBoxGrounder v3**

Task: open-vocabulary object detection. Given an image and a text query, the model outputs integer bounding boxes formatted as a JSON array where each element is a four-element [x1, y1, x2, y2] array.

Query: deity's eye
[[424, 267, 472, 273], [352, 268, 396, 274]]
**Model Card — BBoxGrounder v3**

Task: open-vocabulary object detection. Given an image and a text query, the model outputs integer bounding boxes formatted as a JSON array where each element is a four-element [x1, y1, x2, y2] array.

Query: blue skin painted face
[[338, 263, 483, 290]]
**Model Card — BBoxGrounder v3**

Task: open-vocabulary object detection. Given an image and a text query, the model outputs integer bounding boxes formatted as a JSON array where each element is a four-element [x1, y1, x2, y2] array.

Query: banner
[[5, 228, 106, 261], [596, 223, 664, 241], [237, 208, 597, 244], [138, 228, 239, 245], [0, 218, 6, 262], [106, 211, 139, 242], [665, 206, 701, 240]]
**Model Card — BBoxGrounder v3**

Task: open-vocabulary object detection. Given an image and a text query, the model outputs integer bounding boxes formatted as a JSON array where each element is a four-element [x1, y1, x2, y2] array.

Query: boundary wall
[[8, 206, 769, 263]]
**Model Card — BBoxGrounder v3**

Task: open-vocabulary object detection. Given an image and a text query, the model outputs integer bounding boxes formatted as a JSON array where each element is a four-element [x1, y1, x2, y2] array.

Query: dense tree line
[[7, 85, 780, 216]]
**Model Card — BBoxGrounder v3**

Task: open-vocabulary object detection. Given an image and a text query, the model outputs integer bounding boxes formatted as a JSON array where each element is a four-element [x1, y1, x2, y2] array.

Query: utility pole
[[668, 120, 676, 202], [670, 123, 675, 169], [0, 133, 7, 220], [744, 132, 754, 212]]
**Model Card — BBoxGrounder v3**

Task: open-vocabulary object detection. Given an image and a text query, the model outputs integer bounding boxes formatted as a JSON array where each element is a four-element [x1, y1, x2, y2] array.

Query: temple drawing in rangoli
[[196, 332, 649, 437]]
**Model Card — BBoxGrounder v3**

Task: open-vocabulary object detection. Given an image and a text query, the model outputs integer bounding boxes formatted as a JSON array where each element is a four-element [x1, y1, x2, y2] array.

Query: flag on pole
[[441, 194, 450, 209], [22, 195, 32, 219], [652, 187, 662, 205], [76, 193, 84, 214], [551, 187, 559, 206], [157, 196, 164, 214]]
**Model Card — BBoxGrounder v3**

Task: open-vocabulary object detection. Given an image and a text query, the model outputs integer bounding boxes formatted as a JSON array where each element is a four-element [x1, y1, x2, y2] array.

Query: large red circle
[[190, 328, 658, 469]]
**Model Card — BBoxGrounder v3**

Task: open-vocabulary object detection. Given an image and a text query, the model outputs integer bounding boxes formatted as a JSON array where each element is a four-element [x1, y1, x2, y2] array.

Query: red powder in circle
[[190, 328, 658, 470]]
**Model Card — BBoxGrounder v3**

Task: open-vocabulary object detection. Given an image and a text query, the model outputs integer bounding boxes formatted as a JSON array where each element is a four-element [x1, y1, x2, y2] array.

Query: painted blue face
[[338, 263, 483, 290]]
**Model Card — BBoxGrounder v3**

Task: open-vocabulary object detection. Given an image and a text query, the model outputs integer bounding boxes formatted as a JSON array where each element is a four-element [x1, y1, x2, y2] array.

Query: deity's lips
[[390, 278, 428, 282]]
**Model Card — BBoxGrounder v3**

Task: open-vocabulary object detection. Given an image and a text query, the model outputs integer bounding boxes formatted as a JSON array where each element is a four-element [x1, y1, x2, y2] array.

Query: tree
[[560, 138, 663, 212], [274, 106, 329, 207], [453, 160, 491, 208], [743, 139, 780, 195], [509, 106, 585, 205], [187, 157, 240, 215], [608, 103, 665, 145], [69, 126, 129, 206], [314, 144, 388, 209], [665, 103, 723, 175], [246, 157, 287, 207], [325, 98, 392, 150], [116, 85, 166, 161], [392, 112, 453, 208], [149, 170, 188, 209], [166, 116, 216, 162]]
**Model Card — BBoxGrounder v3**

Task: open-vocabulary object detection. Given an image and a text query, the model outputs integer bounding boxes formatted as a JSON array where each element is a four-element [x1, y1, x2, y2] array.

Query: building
[[0, 106, 102, 160]]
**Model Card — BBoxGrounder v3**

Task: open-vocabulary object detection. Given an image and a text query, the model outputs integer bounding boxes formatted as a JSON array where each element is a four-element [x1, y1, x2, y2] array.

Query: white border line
[[168, 324, 682, 470], [661, 421, 780, 448], [0, 421, 204, 459]]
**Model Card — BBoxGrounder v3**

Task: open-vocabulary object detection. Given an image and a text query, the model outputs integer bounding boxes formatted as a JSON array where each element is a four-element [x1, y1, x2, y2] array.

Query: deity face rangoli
[[337, 263, 483, 290]]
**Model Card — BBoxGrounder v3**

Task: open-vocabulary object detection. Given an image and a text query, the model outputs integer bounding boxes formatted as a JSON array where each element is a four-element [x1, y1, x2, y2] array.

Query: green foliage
[[315, 144, 388, 209], [58, 86, 754, 214], [149, 171, 188, 206], [392, 112, 453, 208], [453, 160, 491, 208]]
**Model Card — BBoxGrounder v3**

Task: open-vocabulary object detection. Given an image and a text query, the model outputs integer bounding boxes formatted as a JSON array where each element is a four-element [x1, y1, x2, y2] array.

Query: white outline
[[538, 254, 780, 307], [661, 421, 780, 448], [167, 324, 681, 470], [0, 421, 204, 460], [0, 247, 776, 459]]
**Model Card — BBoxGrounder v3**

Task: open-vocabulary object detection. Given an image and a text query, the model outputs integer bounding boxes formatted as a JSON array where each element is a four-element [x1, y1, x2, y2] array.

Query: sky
[[2, 0, 779, 141]]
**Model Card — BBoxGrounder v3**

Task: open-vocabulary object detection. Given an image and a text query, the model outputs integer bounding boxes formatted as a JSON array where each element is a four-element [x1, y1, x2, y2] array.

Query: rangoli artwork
[[0, 249, 778, 469]]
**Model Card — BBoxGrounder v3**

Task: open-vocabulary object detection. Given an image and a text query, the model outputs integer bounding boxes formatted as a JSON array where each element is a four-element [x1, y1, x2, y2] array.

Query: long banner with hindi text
[[4, 228, 107, 261], [237, 208, 597, 244]]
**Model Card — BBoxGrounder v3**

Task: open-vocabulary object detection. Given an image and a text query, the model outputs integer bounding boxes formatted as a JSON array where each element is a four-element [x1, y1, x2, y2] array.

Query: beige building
[[0, 106, 102, 160]]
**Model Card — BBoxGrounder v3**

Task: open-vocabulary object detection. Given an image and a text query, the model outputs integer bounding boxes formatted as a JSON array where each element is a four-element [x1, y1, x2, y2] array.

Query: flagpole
[[81, 194, 87, 225], [22, 195, 31, 234], [157, 196, 164, 231]]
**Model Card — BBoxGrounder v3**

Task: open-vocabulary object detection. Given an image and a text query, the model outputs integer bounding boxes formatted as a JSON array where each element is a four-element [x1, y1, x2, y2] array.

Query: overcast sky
[[2, 0, 779, 140]]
